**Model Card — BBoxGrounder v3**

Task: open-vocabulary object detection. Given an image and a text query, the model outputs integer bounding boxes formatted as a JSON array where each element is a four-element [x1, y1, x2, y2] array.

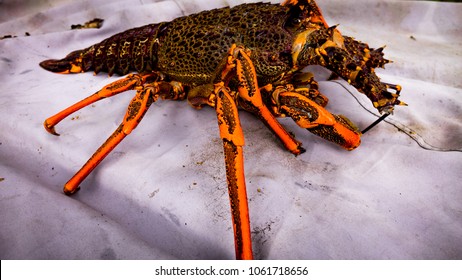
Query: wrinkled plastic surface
[[0, 0, 461, 259]]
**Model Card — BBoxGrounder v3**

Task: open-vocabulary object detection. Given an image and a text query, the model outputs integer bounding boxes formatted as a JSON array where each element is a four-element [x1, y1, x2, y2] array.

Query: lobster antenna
[[361, 113, 390, 134]]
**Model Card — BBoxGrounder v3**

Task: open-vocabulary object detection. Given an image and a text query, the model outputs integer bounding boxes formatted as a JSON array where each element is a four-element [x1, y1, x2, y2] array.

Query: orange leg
[[277, 91, 361, 150], [44, 73, 157, 135], [224, 45, 305, 155], [62, 82, 162, 195], [214, 83, 252, 260], [291, 72, 329, 107], [211, 45, 321, 259]]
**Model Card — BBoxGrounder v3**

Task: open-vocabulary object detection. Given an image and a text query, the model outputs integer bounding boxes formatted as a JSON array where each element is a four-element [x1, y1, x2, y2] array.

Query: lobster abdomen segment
[[40, 22, 169, 76], [39, 49, 85, 74]]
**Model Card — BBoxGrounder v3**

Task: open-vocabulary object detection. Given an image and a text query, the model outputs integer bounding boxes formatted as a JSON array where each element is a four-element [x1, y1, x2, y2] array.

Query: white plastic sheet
[[1, 0, 461, 259]]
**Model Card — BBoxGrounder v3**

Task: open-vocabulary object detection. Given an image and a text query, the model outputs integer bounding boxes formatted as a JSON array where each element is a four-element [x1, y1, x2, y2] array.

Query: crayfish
[[40, 0, 405, 259]]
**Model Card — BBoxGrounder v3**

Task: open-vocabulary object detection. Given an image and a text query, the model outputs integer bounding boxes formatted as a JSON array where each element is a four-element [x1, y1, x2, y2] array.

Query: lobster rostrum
[[40, 0, 405, 259]]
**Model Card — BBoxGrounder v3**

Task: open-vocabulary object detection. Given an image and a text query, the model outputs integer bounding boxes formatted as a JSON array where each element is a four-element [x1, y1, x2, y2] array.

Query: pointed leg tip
[[63, 186, 80, 196], [44, 120, 60, 136]]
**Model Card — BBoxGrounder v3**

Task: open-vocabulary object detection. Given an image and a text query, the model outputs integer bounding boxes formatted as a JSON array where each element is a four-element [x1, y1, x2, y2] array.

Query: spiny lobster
[[40, 0, 405, 259]]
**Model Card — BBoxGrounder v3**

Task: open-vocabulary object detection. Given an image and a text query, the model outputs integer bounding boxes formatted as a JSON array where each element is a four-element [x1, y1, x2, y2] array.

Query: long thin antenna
[[361, 113, 390, 134]]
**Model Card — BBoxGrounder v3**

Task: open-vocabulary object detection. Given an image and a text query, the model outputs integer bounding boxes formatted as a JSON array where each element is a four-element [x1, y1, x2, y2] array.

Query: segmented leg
[[44, 73, 157, 135], [44, 74, 183, 195], [268, 74, 328, 119], [291, 72, 329, 107], [276, 89, 361, 150], [62, 83, 158, 194], [214, 83, 252, 260], [223, 45, 305, 155], [210, 44, 324, 259], [209, 45, 324, 259]]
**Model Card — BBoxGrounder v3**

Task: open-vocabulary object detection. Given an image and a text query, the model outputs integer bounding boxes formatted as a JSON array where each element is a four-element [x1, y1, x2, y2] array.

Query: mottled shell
[[157, 3, 296, 85]]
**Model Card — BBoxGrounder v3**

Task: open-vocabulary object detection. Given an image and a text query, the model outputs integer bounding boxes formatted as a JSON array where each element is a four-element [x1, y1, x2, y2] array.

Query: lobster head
[[284, 0, 405, 114]]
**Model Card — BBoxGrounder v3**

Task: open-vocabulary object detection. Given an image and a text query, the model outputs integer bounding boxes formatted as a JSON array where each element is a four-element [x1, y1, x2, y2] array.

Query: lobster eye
[[285, 17, 302, 30], [291, 18, 301, 25]]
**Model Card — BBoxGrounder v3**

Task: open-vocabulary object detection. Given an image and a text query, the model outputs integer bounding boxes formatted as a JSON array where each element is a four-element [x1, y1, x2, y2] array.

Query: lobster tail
[[40, 49, 90, 74], [40, 23, 167, 76]]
